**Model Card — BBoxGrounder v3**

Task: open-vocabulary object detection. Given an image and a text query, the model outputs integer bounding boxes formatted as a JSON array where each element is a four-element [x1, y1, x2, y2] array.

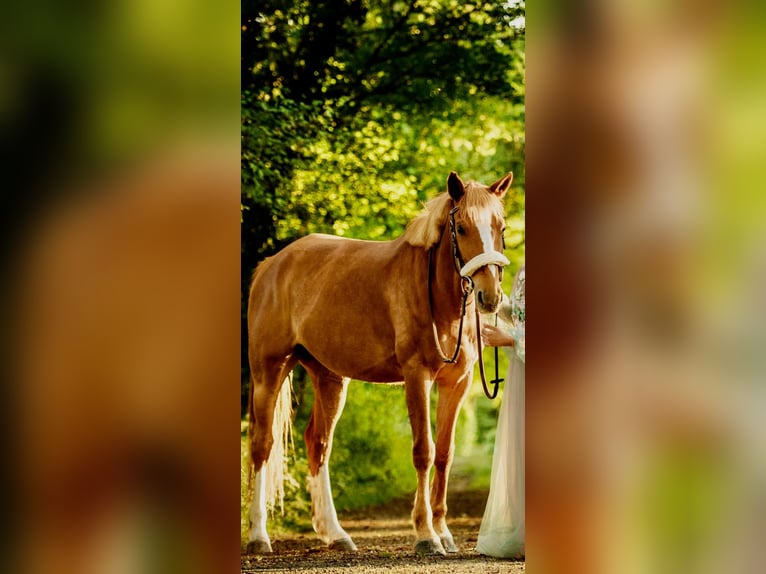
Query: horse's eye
[[456, 225, 465, 235]]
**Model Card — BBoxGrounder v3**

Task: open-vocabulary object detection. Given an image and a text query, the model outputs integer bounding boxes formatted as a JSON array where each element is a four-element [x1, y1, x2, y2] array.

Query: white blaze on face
[[477, 223, 498, 278], [459, 217, 508, 278]]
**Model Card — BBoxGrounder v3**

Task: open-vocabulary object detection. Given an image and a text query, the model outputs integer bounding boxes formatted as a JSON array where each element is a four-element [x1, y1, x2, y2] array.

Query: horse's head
[[447, 171, 513, 314]]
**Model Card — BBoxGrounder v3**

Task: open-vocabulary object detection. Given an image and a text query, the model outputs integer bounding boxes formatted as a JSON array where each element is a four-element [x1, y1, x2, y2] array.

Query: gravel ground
[[241, 489, 525, 573]]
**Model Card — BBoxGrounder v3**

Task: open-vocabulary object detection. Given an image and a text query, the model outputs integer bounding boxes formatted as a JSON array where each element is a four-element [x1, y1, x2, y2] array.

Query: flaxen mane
[[403, 181, 505, 250]]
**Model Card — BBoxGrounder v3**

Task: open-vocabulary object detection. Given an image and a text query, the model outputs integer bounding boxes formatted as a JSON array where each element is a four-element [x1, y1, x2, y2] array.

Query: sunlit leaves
[[241, 0, 525, 276]]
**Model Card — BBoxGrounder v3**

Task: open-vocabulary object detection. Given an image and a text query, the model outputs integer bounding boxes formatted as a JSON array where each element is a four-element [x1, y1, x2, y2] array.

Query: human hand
[[480, 324, 515, 348]]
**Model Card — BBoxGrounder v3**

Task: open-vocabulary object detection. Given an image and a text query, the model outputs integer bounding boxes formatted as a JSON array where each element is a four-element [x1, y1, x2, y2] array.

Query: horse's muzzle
[[477, 288, 502, 314]]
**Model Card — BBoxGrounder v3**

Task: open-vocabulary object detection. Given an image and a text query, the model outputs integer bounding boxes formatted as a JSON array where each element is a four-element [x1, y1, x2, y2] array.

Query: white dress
[[476, 265, 525, 558]]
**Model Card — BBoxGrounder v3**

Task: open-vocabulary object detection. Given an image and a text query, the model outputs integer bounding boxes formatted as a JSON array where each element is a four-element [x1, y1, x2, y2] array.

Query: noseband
[[428, 204, 509, 389]]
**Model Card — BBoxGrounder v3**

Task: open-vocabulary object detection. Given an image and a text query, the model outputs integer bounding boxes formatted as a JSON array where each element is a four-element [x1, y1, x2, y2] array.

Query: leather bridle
[[427, 204, 508, 399]]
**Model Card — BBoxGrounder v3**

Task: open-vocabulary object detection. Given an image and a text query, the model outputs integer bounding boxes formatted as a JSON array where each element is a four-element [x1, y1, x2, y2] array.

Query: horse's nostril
[[478, 291, 484, 306]]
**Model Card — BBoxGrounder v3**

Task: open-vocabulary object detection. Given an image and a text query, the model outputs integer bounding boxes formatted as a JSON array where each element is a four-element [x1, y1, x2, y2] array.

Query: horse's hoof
[[245, 538, 273, 554], [440, 533, 458, 553], [329, 538, 358, 552], [414, 538, 446, 556]]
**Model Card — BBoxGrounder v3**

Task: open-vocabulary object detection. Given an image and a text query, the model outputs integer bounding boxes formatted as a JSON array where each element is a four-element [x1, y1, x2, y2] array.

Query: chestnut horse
[[246, 171, 513, 555]]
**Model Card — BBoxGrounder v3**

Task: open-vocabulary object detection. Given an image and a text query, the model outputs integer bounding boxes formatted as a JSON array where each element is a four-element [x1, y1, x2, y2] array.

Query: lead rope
[[475, 307, 501, 399], [492, 312, 504, 390]]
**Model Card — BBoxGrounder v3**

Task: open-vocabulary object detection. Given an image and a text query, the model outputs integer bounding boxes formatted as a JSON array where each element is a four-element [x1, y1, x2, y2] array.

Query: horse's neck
[[430, 229, 469, 323]]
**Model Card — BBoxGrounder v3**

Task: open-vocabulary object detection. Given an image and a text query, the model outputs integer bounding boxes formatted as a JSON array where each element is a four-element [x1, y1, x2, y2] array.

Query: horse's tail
[[248, 371, 294, 514]]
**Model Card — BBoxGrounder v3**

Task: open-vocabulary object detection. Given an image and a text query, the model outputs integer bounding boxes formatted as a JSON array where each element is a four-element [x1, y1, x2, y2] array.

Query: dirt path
[[241, 489, 525, 573]]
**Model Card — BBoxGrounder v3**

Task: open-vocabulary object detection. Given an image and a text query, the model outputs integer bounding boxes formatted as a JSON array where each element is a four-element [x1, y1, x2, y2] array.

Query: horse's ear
[[489, 172, 513, 198], [447, 172, 465, 201]]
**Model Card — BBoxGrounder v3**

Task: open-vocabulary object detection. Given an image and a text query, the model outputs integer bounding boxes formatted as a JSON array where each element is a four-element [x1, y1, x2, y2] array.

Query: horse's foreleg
[[303, 365, 356, 551], [431, 374, 472, 553], [405, 374, 445, 555]]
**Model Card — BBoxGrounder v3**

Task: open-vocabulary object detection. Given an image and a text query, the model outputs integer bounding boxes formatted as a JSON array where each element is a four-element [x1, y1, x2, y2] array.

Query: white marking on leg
[[248, 469, 270, 545], [309, 464, 351, 544]]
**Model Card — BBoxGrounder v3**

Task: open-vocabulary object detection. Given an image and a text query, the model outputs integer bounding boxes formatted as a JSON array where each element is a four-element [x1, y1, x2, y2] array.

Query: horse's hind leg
[[301, 357, 356, 551], [247, 462, 271, 554], [246, 355, 295, 554], [431, 373, 472, 553]]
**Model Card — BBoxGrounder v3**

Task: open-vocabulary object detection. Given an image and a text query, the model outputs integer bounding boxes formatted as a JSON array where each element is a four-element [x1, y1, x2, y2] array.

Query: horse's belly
[[344, 362, 404, 384], [317, 351, 403, 384], [299, 337, 403, 383]]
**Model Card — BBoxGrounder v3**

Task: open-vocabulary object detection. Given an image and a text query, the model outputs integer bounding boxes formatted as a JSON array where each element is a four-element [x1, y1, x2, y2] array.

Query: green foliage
[[241, 91, 323, 256], [242, 0, 523, 109], [241, 0, 525, 271], [321, 383, 415, 509]]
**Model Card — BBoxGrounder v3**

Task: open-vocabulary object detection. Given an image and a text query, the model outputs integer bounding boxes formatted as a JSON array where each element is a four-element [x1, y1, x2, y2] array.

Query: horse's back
[[251, 233, 397, 297]]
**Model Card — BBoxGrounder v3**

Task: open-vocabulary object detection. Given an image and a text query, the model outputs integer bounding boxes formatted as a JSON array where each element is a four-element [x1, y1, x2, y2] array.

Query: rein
[[427, 204, 507, 399], [427, 247, 473, 364]]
